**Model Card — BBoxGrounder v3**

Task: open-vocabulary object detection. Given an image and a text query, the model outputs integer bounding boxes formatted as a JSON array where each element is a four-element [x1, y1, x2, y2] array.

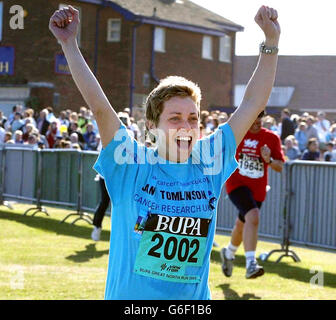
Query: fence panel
[[288, 161, 336, 250], [81, 151, 100, 212], [1, 146, 335, 251], [40, 150, 79, 207], [2, 145, 37, 201]]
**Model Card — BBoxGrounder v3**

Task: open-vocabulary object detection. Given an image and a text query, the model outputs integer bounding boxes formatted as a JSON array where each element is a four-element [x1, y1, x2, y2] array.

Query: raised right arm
[[49, 5, 120, 147]]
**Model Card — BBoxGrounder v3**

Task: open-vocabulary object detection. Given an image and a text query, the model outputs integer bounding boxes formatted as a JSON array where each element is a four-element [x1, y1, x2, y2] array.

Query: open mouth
[[175, 136, 193, 149]]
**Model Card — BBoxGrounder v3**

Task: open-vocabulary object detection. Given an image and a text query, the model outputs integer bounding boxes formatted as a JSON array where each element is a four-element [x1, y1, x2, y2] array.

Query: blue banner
[[55, 53, 71, 75], [0, 46, 15, 75]]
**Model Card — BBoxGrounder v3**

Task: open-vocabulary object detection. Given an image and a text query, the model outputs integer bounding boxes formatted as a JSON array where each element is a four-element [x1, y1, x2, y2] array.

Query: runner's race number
[[238, 153, 264, 179], [148, 233, 199, 263]]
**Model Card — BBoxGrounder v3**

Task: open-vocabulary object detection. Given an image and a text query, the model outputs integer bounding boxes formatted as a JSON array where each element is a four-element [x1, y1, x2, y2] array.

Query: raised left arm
[[228, 6, 280, 145]]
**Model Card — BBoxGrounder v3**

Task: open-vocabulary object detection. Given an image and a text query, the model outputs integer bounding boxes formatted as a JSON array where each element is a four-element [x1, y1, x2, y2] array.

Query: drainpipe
[[151, 25, 160, 84], [230, 33, 237, 107], [93, 1, 104, 76], [129, 21, 143, 113]]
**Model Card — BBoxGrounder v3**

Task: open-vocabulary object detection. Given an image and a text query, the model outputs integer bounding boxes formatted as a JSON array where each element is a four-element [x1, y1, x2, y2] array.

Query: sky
[[190, 0, 336, 56]]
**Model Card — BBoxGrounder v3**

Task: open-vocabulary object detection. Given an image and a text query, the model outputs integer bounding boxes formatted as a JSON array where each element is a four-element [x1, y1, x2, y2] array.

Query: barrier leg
[[24, 206, 49, 217], [261, 217, 301, 263], [22, 151, 49, 218], [275, 250, 301, 263], [31, 207, 49, 217], [262, 248, 301, 263], [60, 211, 93, 225], [261, 164, 300, 263]]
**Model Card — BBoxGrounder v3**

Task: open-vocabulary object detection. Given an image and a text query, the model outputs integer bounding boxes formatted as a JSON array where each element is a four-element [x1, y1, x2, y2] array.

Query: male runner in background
[[221, 111, 285, 279]]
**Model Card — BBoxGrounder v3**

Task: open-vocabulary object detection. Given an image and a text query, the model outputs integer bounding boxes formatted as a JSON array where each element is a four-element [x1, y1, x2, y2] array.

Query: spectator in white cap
[[315, 111, 330, 148]]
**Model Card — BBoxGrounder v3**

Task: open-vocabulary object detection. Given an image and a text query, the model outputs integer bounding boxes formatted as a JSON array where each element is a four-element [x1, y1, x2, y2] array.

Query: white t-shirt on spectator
[[130, 122, 141, 139], [0, 127, 5, 143], [47, 113, 58, 124], [315, 119, 330, 143]]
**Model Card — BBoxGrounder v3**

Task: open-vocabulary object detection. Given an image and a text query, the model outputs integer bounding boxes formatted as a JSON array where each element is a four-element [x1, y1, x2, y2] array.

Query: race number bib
[[238, 153, 264, 179], [133, 213, 210, 283]]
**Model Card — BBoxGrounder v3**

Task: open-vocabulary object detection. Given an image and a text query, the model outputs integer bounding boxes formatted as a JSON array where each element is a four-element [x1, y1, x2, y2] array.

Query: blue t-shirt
[[301, 150, 320, 161], [93, 122, 238, 300]]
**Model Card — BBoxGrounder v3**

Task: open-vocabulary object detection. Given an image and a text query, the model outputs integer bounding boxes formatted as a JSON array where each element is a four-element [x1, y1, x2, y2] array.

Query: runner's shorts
[[228, 186, 262, 223]]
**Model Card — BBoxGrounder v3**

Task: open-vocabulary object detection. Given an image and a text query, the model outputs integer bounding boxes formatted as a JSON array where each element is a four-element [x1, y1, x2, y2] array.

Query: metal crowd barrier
[[0, 145, 335, 256], [286, 161, 336, 250], [216, 160, 336, 261], [0, 144, 37, 209], [0, 144, 104, 225]]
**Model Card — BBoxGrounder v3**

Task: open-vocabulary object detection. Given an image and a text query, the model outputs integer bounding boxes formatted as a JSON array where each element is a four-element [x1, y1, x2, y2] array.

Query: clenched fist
[[260, 144, 271, 163], [49, 5, 80, 45], [255, 6, 280, 46]]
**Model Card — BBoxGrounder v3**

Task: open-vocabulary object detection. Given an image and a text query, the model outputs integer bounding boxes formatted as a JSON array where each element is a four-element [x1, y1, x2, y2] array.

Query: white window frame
[[107, 18, 121, 42], [0, 2, 3, 41], [234, 84, 295, 107], [59, 4, 81, 47], [154, 27, 165, 53], [219, 35, 231, 63], [202, 36, 213, 60]]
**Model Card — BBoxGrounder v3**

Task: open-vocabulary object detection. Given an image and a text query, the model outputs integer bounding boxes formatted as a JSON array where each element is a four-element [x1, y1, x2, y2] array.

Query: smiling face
[[150, 96, 200, 163], [145, 76, 202, 163]]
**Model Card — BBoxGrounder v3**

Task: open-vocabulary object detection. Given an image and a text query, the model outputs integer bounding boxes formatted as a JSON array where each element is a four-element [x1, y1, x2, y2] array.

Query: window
[[59, 4, 81, 47], [0, 2, 3, 41], [219, 35, 231, 63], [202, 36, 212, 60], [267, 87, 295, 106], [154, 27, 165, 52], [107, 19, 121, 42], [234, 85, 295, 107]]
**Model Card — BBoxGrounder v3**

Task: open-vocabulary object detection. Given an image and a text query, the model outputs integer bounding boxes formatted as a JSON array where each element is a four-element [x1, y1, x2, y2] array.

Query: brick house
[[0, 0, 243, 117], [234, 55, 336, 119]]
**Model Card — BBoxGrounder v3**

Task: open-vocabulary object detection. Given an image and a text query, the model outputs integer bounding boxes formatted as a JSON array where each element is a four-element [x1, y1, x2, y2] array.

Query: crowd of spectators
[[198, 108, 336, 162], [1, 104, 336, 162], [264, 109, 336, 162], [0, 104, 102, 151]]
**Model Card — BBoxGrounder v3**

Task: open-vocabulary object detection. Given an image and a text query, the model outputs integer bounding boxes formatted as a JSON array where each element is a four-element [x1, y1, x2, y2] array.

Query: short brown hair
[[24, 108, 34, 118], [282, 108, 290, 116], [307, 137, 318, 147], [145, 76, 201, 126]]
